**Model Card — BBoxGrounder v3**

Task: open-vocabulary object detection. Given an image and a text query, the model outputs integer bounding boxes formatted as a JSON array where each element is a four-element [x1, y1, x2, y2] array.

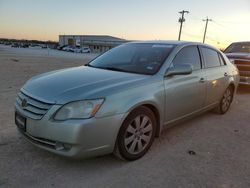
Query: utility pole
[[178, 10, 189, 41], [202, 17, 212, 43]]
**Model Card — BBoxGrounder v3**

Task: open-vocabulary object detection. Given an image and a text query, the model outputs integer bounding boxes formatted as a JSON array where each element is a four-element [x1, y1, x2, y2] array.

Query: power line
[[182, 31, 203, 40], [188, 16, 203, 23], [211, 20, 228, 29], [210, 20, 244, 38], [206, 35, 219, 43], [205, 36, 229, 48], [202, 17, 212, 43], [216, 20, 250, 25], [178, 10, 189, 41]]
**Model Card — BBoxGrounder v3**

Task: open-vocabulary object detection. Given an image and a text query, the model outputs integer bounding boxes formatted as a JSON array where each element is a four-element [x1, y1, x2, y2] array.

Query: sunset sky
[[0, 0, 249, 48]]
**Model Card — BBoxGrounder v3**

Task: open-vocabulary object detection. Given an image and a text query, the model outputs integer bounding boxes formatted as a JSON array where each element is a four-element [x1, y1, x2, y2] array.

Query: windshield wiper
[[86, 64, 132, 73], [85, 63, 95, 67], [102, 67, 130, 73]]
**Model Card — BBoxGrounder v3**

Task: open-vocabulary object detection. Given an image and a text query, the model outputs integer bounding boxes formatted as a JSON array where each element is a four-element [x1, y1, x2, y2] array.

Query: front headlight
[[54, 99, 104, 121]]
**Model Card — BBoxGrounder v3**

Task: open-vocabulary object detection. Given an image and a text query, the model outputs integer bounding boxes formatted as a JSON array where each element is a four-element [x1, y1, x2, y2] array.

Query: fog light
[[55, 142, 72, 151], [55, 142, 64, 151], [63, 143, 72, 150]]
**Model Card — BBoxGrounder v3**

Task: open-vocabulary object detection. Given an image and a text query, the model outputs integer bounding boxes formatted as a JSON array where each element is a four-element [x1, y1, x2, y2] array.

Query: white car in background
[[62, 46, 91, 53], [71, 47, 82, 53], [82, 47, 91, 53], [62, 46, 72, 52]]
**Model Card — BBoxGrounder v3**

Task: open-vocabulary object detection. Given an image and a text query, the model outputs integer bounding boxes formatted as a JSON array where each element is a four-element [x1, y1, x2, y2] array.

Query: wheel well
[[228, 83, 235, 102], [229, 83, 235, 92], [142, 104, 161, 137], [229, 83, 235, 97]]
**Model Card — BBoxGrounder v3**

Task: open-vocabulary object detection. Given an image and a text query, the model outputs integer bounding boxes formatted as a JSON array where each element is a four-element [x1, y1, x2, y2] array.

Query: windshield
[[224, 42, 250, 53], [89, 43, 175, 75]]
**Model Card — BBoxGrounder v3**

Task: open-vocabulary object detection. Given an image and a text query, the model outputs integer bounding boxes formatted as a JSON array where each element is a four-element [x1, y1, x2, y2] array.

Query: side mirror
[[165, 64, 193, 77]]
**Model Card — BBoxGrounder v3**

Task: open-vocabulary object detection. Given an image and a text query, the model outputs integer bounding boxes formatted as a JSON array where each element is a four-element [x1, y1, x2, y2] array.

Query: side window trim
[[198, 45, 206, 69], [197, 46, 204, 69], [217, 53, 223, 66], [171, 45, 202, 71], [218, 53, 227, 66], [199, 46, 222, 68]]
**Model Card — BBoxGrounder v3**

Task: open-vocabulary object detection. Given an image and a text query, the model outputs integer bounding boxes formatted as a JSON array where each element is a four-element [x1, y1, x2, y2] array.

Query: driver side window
[[172, 46, 202, 71]]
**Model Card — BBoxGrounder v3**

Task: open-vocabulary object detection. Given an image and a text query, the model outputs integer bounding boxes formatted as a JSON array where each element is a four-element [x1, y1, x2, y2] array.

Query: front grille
[[239, 71, 250, 77], [19, 129, 56, 149], [15, 91, 53, 120], [234, 59, 250, 72]]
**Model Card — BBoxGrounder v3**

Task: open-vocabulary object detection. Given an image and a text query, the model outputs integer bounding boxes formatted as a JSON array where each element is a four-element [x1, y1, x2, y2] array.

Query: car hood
[[22, 66, 148, 104], [225, 53, 250, 60]]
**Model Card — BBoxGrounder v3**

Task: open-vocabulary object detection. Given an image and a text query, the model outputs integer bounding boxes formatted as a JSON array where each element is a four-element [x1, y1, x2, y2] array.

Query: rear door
[[164, 45, 206, 122], [199, 46, 227, 105]]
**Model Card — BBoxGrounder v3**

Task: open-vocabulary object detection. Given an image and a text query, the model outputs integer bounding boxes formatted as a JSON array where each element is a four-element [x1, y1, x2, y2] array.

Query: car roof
[[128, 40, 217, 50]]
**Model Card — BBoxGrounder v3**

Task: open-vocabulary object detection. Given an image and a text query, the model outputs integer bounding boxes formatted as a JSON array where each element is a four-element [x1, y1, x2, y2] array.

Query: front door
[[164, 46, 206, 123]]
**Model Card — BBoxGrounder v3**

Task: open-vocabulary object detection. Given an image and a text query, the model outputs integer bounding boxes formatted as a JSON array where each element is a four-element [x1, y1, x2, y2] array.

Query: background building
[[59, 35, 127, 53]]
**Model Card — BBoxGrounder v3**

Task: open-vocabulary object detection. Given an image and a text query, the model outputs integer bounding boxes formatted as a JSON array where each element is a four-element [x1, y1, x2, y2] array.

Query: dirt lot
[[0, 45, 250, 188]]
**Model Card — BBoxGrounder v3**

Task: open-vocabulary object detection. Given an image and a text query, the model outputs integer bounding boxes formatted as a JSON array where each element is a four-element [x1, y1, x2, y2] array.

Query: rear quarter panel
[[221, 53, 240, 89]]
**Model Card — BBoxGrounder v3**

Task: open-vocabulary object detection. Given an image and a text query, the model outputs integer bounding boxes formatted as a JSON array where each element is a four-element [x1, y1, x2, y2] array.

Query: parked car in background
[[20, 43, 29, 48], [62, 45, 72, 52], [30, 44, 41, 48], [11, 43, 19, 48], [41, 44, 47, 49], [4, 42, 11, 45], [59, 46, 91, 53], [71, 47, 82, 53], [57, 45, 67, 50], [15, 41, 239, 161], [82, 47, 91, 53], [224, 41, 250, 85]]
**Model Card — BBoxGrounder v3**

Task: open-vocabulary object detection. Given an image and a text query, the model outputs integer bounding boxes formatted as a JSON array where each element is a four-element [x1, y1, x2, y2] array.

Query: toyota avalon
[[15, 41, 239, 160]]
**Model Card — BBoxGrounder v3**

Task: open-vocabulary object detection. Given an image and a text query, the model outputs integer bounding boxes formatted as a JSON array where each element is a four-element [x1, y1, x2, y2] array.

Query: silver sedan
[[15, 41, 239, 160]]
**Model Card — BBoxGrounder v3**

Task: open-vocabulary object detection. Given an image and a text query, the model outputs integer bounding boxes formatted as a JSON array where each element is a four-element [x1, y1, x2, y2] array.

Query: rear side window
[[201, 47, 221, 68], [172, 46, 201, 70]]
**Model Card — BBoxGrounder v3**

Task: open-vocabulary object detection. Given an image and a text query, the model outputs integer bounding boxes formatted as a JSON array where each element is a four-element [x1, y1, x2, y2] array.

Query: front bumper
[[16, 104, 127, 158], [239, 76, 250, 85]]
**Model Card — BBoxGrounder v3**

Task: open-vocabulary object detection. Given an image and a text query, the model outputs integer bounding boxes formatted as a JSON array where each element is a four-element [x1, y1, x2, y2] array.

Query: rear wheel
[[114, 106, 156, 161], [217, 86, 234, 114]]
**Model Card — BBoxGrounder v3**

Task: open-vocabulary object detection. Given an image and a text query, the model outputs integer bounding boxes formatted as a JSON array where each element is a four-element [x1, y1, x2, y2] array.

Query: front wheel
[[114, 106, 156, 161]]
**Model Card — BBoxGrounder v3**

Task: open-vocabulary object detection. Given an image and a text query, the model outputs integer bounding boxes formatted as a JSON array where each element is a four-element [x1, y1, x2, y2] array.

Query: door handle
[[224, 72, 228, 77], [199, 78, 205, 83]]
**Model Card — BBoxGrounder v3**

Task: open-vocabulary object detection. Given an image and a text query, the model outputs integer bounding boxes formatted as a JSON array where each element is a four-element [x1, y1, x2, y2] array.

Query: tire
[[216, 86, 234, 114], [114, 106, 156, 161]]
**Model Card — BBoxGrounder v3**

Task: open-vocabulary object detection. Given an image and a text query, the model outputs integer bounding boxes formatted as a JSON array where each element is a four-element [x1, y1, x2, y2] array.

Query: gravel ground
[[0, 45, 250, 188]]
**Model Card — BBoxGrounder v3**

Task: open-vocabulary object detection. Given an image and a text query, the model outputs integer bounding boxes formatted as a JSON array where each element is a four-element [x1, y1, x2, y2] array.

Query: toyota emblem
[[21, 99, 28, 108]]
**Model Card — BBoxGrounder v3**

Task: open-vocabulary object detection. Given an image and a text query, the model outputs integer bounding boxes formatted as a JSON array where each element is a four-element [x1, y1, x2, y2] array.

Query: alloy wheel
[[221, 87, 233, 112], [124, 115, 153, 155]]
